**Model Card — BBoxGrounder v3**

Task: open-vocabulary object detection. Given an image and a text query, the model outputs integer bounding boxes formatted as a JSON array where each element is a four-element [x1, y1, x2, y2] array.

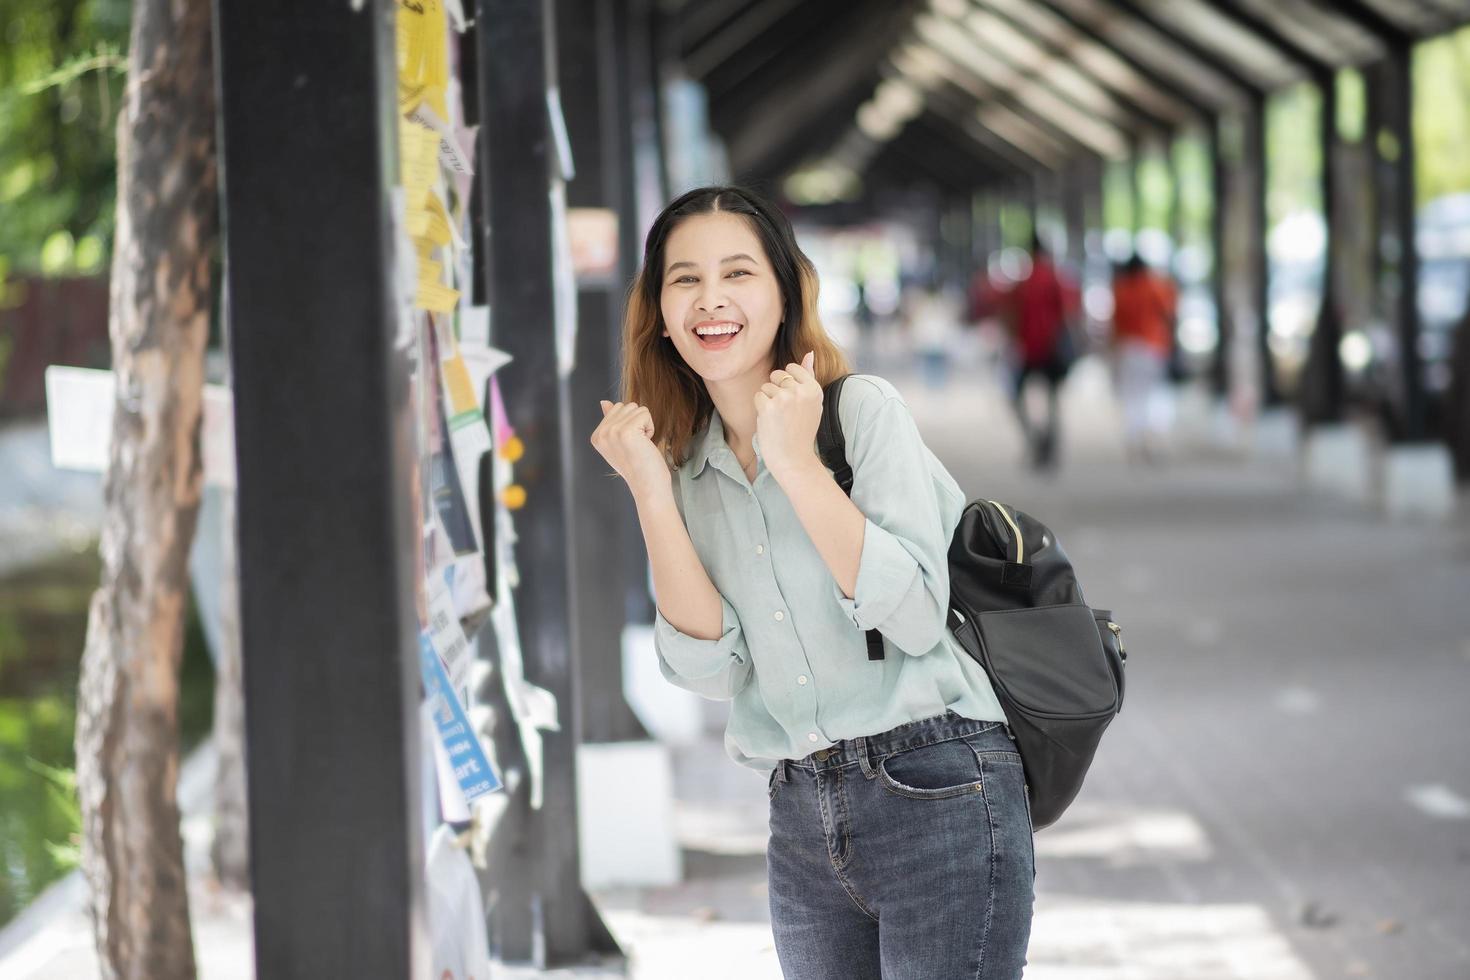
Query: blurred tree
[[0, 0, 129, 281], [72, 0, 215, 976], [1415, 24, 1470, 205]]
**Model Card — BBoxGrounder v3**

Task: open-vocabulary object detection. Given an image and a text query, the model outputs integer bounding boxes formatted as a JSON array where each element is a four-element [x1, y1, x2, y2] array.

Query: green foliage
[[1266, 82, 1323, 229], [0, 545, 216, 928], [1414, 24, 1470, 205], [1337, 69, 1366, 144], [1102, 157, 1133, 233], [0, 0, 130, 277], [1174, 132, 1213, 251]]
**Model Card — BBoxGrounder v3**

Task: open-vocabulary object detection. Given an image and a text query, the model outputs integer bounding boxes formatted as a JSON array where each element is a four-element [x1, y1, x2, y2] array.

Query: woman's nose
[[695, 281, 727, 312]]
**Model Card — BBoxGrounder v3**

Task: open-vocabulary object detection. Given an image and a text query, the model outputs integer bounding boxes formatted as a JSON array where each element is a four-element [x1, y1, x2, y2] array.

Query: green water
[[0, 547, 215, 928]]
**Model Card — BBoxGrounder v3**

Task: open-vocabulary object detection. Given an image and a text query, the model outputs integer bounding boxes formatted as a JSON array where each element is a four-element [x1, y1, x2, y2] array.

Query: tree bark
[[74, 0, 217, 973]]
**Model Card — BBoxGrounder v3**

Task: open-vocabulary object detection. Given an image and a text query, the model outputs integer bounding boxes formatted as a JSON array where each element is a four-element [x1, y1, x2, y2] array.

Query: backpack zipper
[[987, 500, 1024, 563]]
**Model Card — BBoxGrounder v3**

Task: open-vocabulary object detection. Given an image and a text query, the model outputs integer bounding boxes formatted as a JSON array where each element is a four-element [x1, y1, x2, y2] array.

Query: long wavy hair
[[620, 185, 851, 468]]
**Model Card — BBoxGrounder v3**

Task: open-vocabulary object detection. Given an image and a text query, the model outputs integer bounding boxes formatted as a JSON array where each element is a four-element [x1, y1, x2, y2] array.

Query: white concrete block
[[1381, 444, 1458, 522], [1301, 423, 1373, 504], [1169, 384, 1216, 450], [576, 741, 682, 890], [1251, 407, 1298, 461], [621, 623, 704, 745]]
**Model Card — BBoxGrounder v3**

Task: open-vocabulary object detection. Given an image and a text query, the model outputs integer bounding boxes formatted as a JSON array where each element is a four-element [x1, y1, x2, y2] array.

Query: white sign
[[45, 366, 236, 488]]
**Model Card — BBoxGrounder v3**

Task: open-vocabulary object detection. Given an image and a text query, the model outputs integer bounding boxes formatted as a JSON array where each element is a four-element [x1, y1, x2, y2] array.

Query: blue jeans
[[766, 711, 1035, 979]]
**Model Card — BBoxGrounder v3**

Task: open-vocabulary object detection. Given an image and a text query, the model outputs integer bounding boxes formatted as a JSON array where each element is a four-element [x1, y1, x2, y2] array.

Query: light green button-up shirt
[[654, 373, 1007, 772]]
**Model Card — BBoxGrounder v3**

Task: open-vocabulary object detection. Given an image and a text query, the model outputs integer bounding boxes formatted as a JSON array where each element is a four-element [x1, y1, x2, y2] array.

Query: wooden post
[[214, 0, 429, 974], [474, 0, 620, 963], [558, 0, 649, 745]]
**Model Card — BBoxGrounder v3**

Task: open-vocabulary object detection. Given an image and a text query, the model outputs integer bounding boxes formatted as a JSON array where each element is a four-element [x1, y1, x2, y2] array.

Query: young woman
[[590, 185, 1035, 979]]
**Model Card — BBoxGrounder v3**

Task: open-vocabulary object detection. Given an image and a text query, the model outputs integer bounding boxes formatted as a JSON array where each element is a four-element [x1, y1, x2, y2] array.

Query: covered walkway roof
[[666, 0, 1470, 187]]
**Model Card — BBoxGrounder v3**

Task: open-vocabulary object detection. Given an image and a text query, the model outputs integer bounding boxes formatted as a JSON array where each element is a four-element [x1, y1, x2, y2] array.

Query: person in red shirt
[[1110, 254, 1177, 462], [1008, 236, 1078, 471]]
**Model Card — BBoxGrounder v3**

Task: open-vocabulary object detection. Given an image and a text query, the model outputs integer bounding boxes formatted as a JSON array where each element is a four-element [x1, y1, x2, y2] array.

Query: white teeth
[[695, 324, 741, 337]]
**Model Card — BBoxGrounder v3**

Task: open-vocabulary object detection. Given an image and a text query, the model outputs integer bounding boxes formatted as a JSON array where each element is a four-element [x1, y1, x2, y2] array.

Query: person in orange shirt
[[1110, 254, 1177, 462]]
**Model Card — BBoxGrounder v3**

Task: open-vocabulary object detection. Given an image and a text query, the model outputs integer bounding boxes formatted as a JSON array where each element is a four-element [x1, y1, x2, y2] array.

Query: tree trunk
[[73, 0, 217, 973]]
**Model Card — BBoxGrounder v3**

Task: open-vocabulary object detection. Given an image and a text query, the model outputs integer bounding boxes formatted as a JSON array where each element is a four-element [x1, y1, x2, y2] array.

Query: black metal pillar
[[1129, 138, 1144, 242], [1063, 162, 1087, 271], [1300, 69, 1346, 423], [475, 0, 617, 964], [558, 0, 649, 744], [1375, 42, 1427, 440], [1247, 93, 1278, 406], [620, 0, 661, 626], [1209, 115, 1232, 399], [213, 0, 428, 975]]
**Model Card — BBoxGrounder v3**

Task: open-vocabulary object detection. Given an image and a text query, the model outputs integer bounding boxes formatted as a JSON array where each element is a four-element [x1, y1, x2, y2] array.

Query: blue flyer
[[419, 632, 502, 802]]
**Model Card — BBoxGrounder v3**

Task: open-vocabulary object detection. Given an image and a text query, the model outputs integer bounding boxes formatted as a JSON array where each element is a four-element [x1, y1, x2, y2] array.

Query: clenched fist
[[591, 400, 673, 504], [754, 350, 823, 482]]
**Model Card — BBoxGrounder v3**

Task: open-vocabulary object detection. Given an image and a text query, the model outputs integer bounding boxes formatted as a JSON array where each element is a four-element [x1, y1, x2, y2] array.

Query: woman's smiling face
[[660, 211, 783, 384]]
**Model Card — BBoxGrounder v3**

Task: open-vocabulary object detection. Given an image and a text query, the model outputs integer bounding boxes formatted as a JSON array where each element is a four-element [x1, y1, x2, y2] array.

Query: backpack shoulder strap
[[818, 374, 854, 493], [816, 374, 884, 662]]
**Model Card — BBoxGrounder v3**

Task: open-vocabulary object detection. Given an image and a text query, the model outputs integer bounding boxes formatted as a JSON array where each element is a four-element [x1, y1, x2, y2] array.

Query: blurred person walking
[[1008, 236, 1078, 471], [592, 186, 1034, 980], [902, 275, 961, 390], [1110, 254, 1178, 463]]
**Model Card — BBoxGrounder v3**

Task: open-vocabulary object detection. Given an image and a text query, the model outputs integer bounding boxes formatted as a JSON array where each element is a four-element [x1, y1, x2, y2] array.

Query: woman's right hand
[[592, 400, 672, 503]]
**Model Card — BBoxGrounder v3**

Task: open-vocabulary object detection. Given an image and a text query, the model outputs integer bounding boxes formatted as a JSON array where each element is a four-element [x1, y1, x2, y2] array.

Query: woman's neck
[[705, 358, 773, 452]]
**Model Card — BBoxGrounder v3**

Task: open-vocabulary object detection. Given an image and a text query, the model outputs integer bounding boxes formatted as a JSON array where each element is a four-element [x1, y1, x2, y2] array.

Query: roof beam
[[714, 0, 917, 175], [952, 3, 1172, 138], [918, 78, 1064, 171], [1027, 0, 1234, 114], [682, 0, 804, 79], [1317, 0, 1414, 46], [912, 108, 1040, 178], [1099, 0, 1267, 95], [1195, 0, 1336, 75], [971, 0, 1183, 133], [910, 14, 1122, 157], [672, 0, 757, 59], [698, 0, 832, 102]]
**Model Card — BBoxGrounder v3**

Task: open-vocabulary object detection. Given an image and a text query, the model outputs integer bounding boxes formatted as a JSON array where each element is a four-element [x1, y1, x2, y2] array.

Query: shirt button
[[797, 675, 808, 685], [774, 610, 784, 621], [755, 544, 765, 555], [807, 733, 819, 743]]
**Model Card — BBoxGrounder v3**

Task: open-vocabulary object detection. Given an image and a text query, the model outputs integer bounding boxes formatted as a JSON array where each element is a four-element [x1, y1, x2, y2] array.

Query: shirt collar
[[687, 408, 727, 479], [686, 407, 760, 481]]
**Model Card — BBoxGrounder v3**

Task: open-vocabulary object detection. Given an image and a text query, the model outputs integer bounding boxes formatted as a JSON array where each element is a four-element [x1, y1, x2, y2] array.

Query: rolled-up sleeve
[[831, 390, 952, 656], [654, 594, 753, 700]]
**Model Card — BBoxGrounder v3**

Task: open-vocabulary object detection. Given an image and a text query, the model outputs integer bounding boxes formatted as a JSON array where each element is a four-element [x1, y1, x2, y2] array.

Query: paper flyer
[[419, 631, 501, 804]]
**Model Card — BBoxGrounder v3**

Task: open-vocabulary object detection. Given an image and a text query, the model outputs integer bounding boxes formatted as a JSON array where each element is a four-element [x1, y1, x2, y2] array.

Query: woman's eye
[[672, 275, 697, 285], [727, 270, 750, 278]]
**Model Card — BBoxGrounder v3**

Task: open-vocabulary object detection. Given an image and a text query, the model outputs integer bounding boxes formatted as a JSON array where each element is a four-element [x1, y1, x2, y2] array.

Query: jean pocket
[[876, 736, 986, 800]]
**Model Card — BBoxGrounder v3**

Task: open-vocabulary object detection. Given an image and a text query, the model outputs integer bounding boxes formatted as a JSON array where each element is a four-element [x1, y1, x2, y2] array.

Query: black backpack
[[817, 375, 1127, 830]]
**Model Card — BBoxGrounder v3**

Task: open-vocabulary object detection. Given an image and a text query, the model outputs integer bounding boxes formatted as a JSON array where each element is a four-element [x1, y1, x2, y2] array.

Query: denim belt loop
[[774, 760, 789, 784], [856, 735, 877, 779]]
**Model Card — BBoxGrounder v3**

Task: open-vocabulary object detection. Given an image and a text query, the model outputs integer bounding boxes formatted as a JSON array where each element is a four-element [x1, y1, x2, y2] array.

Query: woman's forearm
[[773, 457, 866, 599], [634, 491, 725, 641]]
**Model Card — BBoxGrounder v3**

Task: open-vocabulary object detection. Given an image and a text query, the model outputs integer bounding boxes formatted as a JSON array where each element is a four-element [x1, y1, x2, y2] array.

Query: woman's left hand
[[754, 350, 824, 483]]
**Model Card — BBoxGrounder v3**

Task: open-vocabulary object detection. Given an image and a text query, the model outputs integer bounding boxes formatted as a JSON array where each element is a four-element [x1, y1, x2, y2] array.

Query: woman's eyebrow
[[665, 253, 758, 274]]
